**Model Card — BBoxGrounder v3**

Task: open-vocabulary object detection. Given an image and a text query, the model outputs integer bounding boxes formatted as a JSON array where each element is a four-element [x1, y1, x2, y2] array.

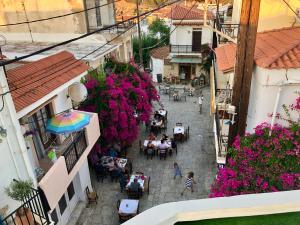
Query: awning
[[170, 57, 202, 64]]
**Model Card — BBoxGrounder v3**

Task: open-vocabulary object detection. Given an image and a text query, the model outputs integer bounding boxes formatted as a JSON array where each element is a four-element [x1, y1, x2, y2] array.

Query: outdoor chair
[[95, 163, 107, 183], [184, 126, 190, 141], [135, 171, 144, 175], [119, 213, 132, 223], [139, 140, 145, 154], [125, 159, 133, 174], [179, 91, 187, 101], [159, 149, 167, 160], [85, 186, 98, 205], [127, 189, 142, 200], [176, 122, 183, 126], [146, 148, 155, 160]]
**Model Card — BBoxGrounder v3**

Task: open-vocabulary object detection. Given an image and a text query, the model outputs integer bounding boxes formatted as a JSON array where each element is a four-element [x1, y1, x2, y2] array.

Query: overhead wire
[[142, 1, 197, 50], [282, 0, 300, 20], [0, 0, 182, 67], [0, 0, 120, 27], [0, 9, 156, 100]]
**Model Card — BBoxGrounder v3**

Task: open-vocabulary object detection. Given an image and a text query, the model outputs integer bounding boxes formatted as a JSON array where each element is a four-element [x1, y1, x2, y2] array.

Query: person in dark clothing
[[128, 178, 141, 192], [119, 172, 128, 192]]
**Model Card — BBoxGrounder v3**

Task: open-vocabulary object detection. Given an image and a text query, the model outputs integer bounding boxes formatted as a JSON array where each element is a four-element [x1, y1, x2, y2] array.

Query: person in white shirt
[[158, 139, 170, 151], [198, 94, 204, 114]]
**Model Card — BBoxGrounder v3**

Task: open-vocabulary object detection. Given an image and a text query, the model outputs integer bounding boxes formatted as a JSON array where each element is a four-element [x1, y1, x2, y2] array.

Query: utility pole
[[136, 0, 143, 69], [228, 0, 261, 145]]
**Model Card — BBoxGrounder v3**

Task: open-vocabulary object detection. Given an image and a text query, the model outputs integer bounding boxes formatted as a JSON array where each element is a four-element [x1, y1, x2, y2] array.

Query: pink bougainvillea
[[80, 58, 159, 158], [210, 97, 300, 197]]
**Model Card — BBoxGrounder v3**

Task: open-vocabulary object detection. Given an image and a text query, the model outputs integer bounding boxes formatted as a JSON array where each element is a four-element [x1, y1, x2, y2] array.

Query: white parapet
[[123, 190, 300, 225]]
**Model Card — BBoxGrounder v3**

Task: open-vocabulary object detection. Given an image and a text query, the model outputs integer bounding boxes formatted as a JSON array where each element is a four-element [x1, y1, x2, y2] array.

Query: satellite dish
[[68, 82, 88, 103]]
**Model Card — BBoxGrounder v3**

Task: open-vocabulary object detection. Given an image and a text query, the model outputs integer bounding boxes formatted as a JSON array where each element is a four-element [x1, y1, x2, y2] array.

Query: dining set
[[173, 122, 190, 143]]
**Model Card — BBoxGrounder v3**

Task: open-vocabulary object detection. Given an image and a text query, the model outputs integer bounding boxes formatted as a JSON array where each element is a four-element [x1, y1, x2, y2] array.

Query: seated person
[[108, 147, 118, 158], [128, 178, 142, 193], [155, 118, 163, 127], [171, 138, 177, 149], [161, 133, 169, 142], [106, 158, 115, 171], [158, 140, 170, 152], [148, 133, 156, 141], [146, 141, 155, 155]]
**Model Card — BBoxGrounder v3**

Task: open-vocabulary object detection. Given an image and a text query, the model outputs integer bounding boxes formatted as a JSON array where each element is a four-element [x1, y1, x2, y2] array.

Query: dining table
[[100, 156, 127, 168], [174, 126, 185, 134], [118, 199, 139, 215], [126, 174, 150, 194]]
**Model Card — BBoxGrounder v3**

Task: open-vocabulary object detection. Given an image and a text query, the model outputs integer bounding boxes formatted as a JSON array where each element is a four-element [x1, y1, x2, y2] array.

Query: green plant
[[5, 180, 33, 202]]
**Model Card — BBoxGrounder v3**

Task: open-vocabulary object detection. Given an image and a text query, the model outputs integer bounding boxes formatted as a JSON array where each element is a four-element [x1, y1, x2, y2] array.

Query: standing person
[[181, 171, 196, 195], [198, 94, 204, 114], [173, 162, 182, 179]]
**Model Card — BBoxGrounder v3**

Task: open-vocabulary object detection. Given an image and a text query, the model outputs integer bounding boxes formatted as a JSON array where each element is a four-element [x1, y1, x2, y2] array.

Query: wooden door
[[192, 31, 202, 52]]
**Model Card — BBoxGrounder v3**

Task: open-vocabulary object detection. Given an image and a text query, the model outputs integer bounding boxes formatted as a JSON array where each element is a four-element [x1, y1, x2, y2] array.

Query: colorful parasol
[[46, 111, 90, 134]]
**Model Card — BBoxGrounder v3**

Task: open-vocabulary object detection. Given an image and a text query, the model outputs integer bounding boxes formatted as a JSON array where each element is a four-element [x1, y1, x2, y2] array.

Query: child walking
[[173, 162, 182, 179], [181, 171, 196, 195]]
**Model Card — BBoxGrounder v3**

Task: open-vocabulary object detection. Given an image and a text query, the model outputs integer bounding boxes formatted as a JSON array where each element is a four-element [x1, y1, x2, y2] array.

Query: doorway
[[192, 29, 202, 52], [179, 64, 192, 81]]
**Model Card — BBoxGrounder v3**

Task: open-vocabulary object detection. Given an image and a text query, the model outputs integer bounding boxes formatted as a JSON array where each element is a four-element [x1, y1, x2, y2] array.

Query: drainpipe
[[269, 85, 282, 136]]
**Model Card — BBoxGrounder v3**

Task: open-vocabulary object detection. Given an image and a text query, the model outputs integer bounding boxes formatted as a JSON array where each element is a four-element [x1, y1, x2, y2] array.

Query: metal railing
[[63, 130, 87, 173], [1, 188, 50, 225], [170, 45, 202, 53], [215, 11, 240, 44]]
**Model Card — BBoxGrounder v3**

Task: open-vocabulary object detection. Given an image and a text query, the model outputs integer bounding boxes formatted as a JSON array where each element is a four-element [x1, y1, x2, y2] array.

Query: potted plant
[[5, 180, 34, 225]]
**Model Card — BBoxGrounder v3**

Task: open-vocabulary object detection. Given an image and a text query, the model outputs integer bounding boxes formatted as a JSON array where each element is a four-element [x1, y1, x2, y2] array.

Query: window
[[67, 182, 75, 200], [95, 0, 102, 27], [58, 195, 67, 215], [33, 104, 53, 149]]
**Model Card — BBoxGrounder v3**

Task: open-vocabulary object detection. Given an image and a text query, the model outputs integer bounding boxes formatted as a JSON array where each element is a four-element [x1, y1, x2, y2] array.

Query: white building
[[0, 51, 100, 225], [0, 0, 135, 66], [213, 26, 300, 163], [150, 4, 214, 83]]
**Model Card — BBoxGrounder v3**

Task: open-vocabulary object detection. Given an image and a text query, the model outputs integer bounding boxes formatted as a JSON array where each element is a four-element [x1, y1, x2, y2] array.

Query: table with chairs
[[117, 199, 139, 223], [173, 123, 190, 143], [126, 172, 150, 199]]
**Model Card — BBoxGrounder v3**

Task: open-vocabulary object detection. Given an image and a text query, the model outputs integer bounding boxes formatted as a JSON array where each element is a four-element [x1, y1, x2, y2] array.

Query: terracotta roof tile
[[215, 26, 300, 71], [150, 46, 170, 60], [7, 51, 88, 112], [169, 4, 214, 20], [173, 21, 204, 26]]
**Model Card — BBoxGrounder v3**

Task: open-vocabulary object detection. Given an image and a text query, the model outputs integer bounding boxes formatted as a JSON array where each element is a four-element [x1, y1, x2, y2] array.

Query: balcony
[[218, 23, 239, 43], [1, 188, 52, 225], [37, 111, 100, 210], [170, 45, 202, 54]]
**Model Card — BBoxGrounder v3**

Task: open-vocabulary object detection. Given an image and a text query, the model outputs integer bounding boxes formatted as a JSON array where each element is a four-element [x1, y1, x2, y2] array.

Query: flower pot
[[15, 208, 34, 225]]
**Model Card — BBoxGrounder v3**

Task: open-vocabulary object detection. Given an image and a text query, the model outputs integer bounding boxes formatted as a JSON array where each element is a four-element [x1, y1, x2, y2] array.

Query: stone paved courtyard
[[68, 86, 216, 225]]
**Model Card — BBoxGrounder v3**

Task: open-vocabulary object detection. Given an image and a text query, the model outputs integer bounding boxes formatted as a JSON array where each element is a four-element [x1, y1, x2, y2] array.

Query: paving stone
[[69, 86, 216, 225]]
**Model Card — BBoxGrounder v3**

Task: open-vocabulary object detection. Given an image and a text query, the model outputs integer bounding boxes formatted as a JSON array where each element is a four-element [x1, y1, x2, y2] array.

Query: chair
[[85, 186, 98, 205], [184, 126, 190, 141], [144, 176, 151, 194], [127, 189, 142, 199], [139, 140, 144, 154], [135, 171, 144, 175], [176, 122, 182, 126], [159, 149, 167, 160], [95, 163, 107, 183], [146, 148, 155, 160], [125, 159, 133, 174], [119, 213, 132, 223]]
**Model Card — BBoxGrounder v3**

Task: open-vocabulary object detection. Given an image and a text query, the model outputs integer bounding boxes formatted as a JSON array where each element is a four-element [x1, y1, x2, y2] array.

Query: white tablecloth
[[119, 199, 139, 214], [127, 175, 145, 189], [143, 140, 160, 147], [174, 126, 185, 134]]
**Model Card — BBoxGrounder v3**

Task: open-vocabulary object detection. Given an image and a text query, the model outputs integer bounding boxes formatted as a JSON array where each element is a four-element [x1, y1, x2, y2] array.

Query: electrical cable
[[4, 12, 153, 97], [282, 0, 300, 20], [0, 0, 182, 67], [0, 0, 120, 27], [142, 1, 197, 50]]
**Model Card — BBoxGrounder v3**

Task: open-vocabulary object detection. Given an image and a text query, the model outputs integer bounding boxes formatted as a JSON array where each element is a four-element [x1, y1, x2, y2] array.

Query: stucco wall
[[38, 111, 100, 210], [217, 71, 234, 89], [0, 0, 87, 33], [164, 63, 179, 78], [150, 57, 164, 82], [246, 66, 300, 132], [232, 0, 300, 31], [170, 24, 213, 46]]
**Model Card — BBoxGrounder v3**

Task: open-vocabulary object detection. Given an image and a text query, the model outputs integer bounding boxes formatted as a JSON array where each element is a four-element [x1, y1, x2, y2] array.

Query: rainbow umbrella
[[46, 111, 90, 134]]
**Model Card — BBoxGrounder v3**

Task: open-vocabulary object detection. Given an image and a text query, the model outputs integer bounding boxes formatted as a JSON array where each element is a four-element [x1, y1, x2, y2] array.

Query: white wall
[[232, 0, 300, 31], [123, 190, 300, 225], [77, 159, 92, 201], [0, 68, 36, 215], [170, 24, 213, 46], [246, 66, 300, 132], [150, 57, 164, 82], [217, 71, 234, 89]]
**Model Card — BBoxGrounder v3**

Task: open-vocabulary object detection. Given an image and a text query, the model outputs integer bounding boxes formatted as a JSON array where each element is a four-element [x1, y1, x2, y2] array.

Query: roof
[[150, 46, 170, 60], [169, 4, 214, 20], [7, 51, 89, 112], [215, 26, 300, 72], [215, 43, 236, 72], [2, 41, 118, 62], [173, 21, 204, 26]]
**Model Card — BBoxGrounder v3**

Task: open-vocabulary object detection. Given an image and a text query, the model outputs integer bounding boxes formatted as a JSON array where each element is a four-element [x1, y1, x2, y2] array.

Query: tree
[[148, 18, 170, 45]]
